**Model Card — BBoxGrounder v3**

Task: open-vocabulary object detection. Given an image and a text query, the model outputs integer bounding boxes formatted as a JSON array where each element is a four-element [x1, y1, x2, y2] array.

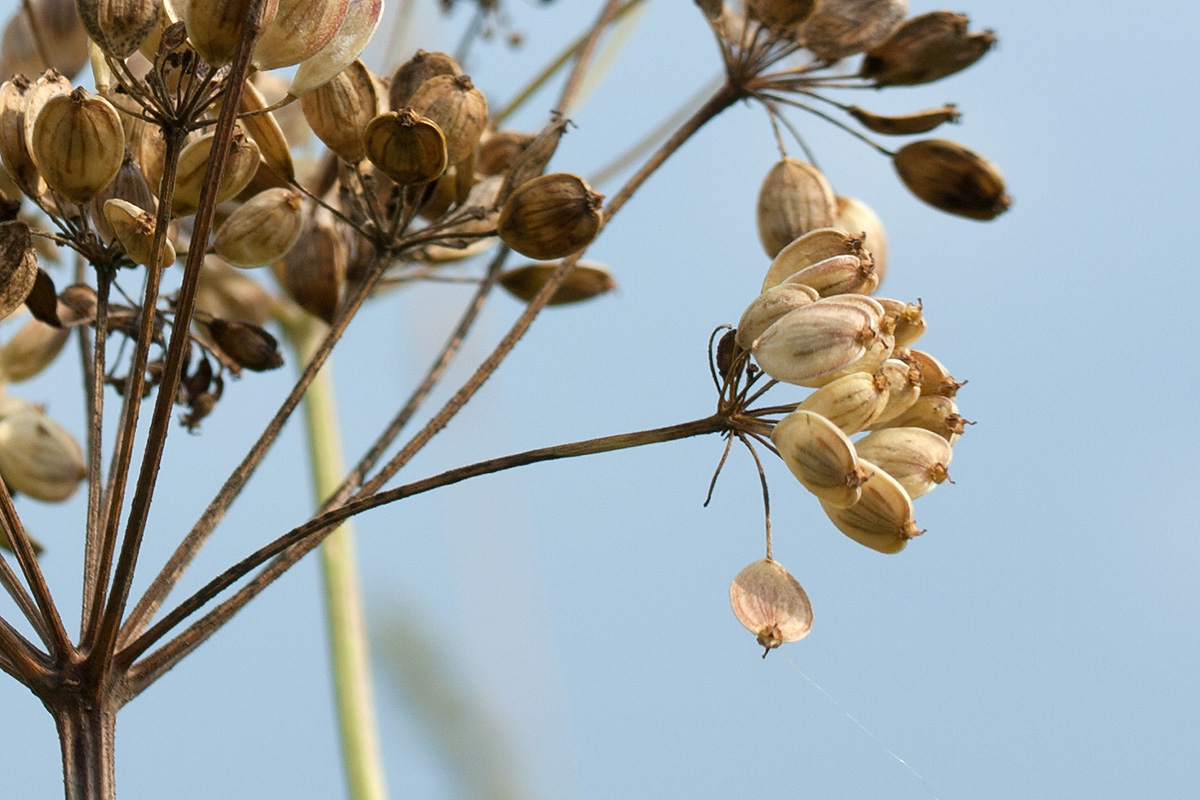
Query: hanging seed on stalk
[[0, 220, 38, 321], [870, 394, 968, 444], [0, 77, 45, 200], [31, 87, 124, 203], [274, 221, 344, 323], [861, 11, 995, 87], [747, 0, 816, 29], [854, 427, 952, 499], [213, 187, 304, 268], [364, 109, 448, 185], [75, 0, 162, 58], [0, 407, 85, 501], [797, 370, 889, 434], [407, 74, 488, 166], [497, 173, 603, 261], [388, 49, 462, 110], [205, 318, 283, 371], [89, 153, 155, 245], [253, 0, 350, 71], [820, 460, 919, 553], [58, 283, 98, 322], [756, 157, 836, 259], [729, 558, 813, 657], [171, 128, 261, 217], [103, 197, 176, 266], [833, 195, 887, 285], [300, 59, 379, 163], [0, 300, 75, 382], [185, 0, 278, 67], [751, 297, 877, 387], [893, 139, 1010, 220], [498, 261, 615, 305], [797, 0, 908, 61], [772, 408, 869, 508], [761, 227, 868, 291], [287, 0, 383, 97], [848, 104, 960, 136], [734, 282, 819, 350]]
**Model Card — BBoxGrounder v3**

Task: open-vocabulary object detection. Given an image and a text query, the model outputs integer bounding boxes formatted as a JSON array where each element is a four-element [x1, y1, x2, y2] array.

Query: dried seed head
[[729, 558, 813, 656], [0, 300, 74, 382], [771, 408, 868, 508], [498, 261, 615, 305], [747, 0, 816, 29], [288, 0, 383, 97], [406, 74, 488, 166], [205, 318, 284, 371], [751, 297, 877, 387], [497, 172, 604, 261], [388, 49, 462, 111], [869, 394, 968, 444], [893, 139, 1010, 220], [761, 227, 868, 291], [0, 407, 86, 502], [0, 219, 38, 321], [31, 87, 124, 203], [103, 197, 176, 266], [171, 127, 261, 217], [861, 11, 995, 86], [214, 188, 304, 268], [253, 0, 350, 71], [797, 0, 907, 61], [797, 370, 889, 434], [300, 59, 379, 163], [76, 0, 163, 58], [848, 104, 960, 136], [854, 427, 952, 499], [274, 221, 344, 323], [756, 157, 836, 258], [195, 256, 276, 325], [734, 283, 819, 350], [820, 460, 919, 553], [364, 109, 448, 185], [833, 195, 887, 285]]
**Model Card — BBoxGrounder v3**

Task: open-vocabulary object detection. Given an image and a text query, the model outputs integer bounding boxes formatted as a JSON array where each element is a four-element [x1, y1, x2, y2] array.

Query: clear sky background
[[1, 1, 1198, 798]]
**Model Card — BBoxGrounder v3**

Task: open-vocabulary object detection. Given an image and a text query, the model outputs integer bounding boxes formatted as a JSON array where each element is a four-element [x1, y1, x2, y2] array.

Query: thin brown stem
[[80, 269, 111, 636], [124, 414, 727, 687], [0, 477, 70, 661], [0, 614, 49, 685], [0, 550, 51, 648], [556, 0, 625, 116], [53, 697, 117, 800]]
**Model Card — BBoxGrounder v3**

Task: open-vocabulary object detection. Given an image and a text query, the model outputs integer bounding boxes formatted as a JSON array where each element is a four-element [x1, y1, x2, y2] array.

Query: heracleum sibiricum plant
[[0, 0, 1007, 796]]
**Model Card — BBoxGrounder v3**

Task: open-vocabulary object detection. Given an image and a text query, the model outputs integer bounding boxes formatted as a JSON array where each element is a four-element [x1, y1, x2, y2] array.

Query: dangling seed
[[213, 187, 304, 268], [274, 220, 344, 323], [364, 109, 448, 185], [0, 219, 38, 321], [797, 371, 889, 434], [861, 11, 995, 87], [497, 172, 603, 261], [0, 407, 85, 501], [820, 459, 919, 553], [772, 408, 868, 508], [761, 227, 869, 291], [756, 157, 836, 258], [205, 318, 283, 371], [287, 0, 383, 97], [893, 139, 1010, 220], [406, 74, 488, 166], [848, 104, 960, 136], [734, 283, 819, 350], [300, 58, 379, 163], [253, 0, 350, 71], [854, 427, 953, 499], [498, 261, 616, 305], [797, 0, 908, 61], [729, 558, 813, 656]]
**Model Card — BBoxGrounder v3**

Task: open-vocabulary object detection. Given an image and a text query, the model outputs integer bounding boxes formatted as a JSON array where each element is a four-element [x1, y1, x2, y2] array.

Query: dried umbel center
[[364, 109, 447, 185], [729, 558, 813, 656], [76, 0, 162, 58], [388, 49, 462, 111], [498, 261, 616, 305], [893, 139, 1010, 220], [797, 0, 908, 61], [31, 87, 124, 203], [497, 173, 604, 261], [861, 11, 995, 87], [0, 407, 86, 502], [756, 157, 836, 259], [406, 74, 488, 166], [300, 59, 379, 163], [253, 0, 350, 71], [213, 187, 304, 268]]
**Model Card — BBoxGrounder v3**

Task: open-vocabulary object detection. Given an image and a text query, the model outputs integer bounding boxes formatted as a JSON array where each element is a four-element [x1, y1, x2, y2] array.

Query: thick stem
[[53, 695, 118, 800]]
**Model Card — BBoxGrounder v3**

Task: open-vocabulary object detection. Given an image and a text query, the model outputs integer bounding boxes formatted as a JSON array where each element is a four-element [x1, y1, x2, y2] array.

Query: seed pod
[[734, 283, 819, 350], [388, 50, 461, 111], [833, 195, 887, 285], [195, 256, 275, 325], [861, 11, 995, 86], [0, 219, 38, 321], [274, 221, 344, 323], [23, 70, 72, 170], [0, 77, 45, 200], [780, 252, 875, 297], [747, 0, 816, 28], [848, 104, 960, 136], [363, 109, 448, 185], [772, 408, 868, 508], [797, 0, 907, 61], [756, 158, 836, 258], [897, 347, 961, 396], [234, 79, 294, 181], [76, 0, 162, 58], [58, 282, 98, 322], [407, 74, 488, 166], [495, 115, 569, 208], [752, 298, 877, 387], [498, 261, 615, 305], [797, 371, 889, 434], [185, 0, 276, 67], [213, 188, 304, 268], [89, 153, 155, 245], [103, 198, 176, 266], [288, 0, 383, 97], [893, 139, 1009, 220], [854, 427, 952, 499], [872, 357, 921, 425], [876, 298, 925, 347], [31, 87, 124, 203], [729, 558, 813, 656], [476, 130, 536, 177], [300, 59, 379, 163], [870, 394, 968, 444], [497, 172, 603, 261], [253, 0, 350, 71], [171, 128, 261, 217], [0, 407, 85, 501], [205, 318, 283, 371], [820, 459, 919, 553], [0, 0, 90, 80], [761, 227, 869, 291], [0, 301, 74, 382]]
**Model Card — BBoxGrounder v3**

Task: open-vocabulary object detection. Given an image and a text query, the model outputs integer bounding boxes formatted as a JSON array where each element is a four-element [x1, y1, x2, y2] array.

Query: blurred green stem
[[285, 313, 389, 800]]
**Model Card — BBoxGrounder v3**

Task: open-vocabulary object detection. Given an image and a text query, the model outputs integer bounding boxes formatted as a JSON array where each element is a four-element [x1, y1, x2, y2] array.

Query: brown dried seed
[[495, 115, 569, 208], [364, 109, 448, 185], [0, 0, 90, 80], [233, 79, 295, 181], [729, 558, 813, 656], [498, 261, 615, 305], [300, 59, 379, 163], [898, 347, 961, 397], [288, 0, 383, 97], [103, 198, 176, 266], [756, 157, 836, 258], [388, 50, 461, 111], [171, 128, 261, 217], [0, 219, 38, 321], [214, 188, 304, 268], [820, 460, 919, 553], [195, 256, 276, 325], [772, 408, 868, 508], [0, 77, 46, 200], [893, 139, 1010, 220], [747, 0, 817, 29], [407, 74, 488, 166], [848, 104, 960, 136], [862, 11, 995, 86], [797, 0, 908, 61], [77, 0, 162, 58], [185, 0, 277, 67], [0, 300, 74, 382], [476, 130, 536, 177], [253, 0, 350, 71], [205, 318, 284, 371], [497, 173, 603, 261], [274, 221, 344, 323], [31, 87, 124, 203]]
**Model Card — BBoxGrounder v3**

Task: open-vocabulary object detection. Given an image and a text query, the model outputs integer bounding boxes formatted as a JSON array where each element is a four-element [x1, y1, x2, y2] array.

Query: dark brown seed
[[205, 318, 284, 371], [893, 139, 1009, 220], [496, 173, 603, 261]]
